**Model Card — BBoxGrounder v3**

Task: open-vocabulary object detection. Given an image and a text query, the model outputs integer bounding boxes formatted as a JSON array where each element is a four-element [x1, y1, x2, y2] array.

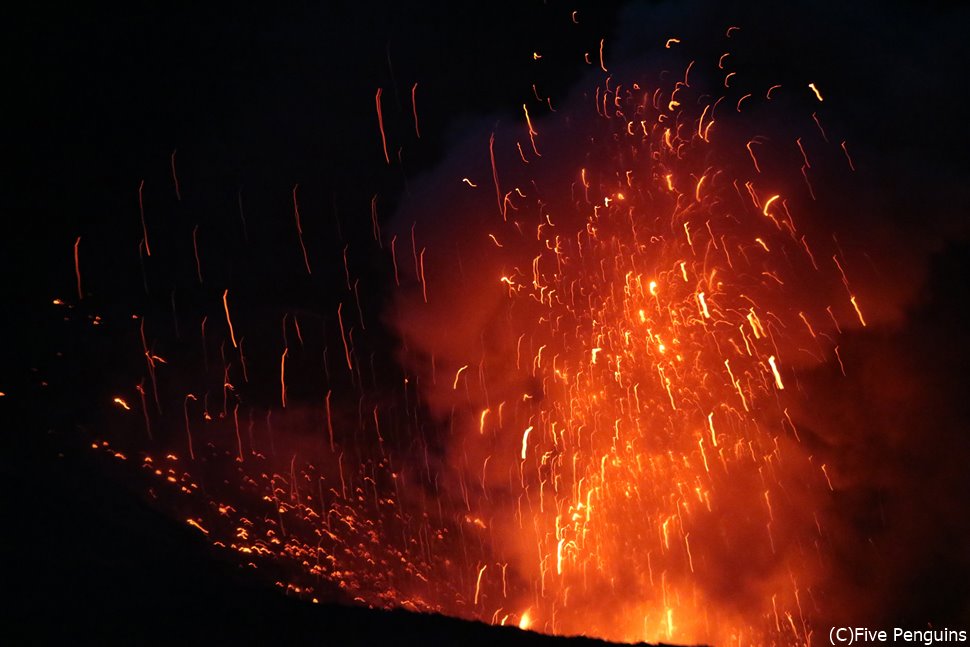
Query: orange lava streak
[[337, 302, 353, 372], [325, 389, 335, 452], [479, 408, 490, 434], [489, 132, 504, 219], [840, 140, 856, 171], [192, 224, 203, 283], [222, 289, 238, 348], [411, 82, 421, 138], [137, 179, 151, 256], [73, 236, 82, 300], [520, 426, 533, 460], [850, 295, 867, 327], [808, 82, 824, 102], [233, 403, 244, 463], [768, 355, 785, 390], [746, 139, 762, 173], [182, 393, 197, 460], [370, 194, 382, 246], [820, 464, 834, 491], [292, 184, 312, 274], [140, 319, 160, 414], [419, 248, 429, 303], [523, 104, 541, 156], [474, 564, 488, 605], [390, 235, 401, 286], [280, 347, 288, 408], [136, 380, 152, 439], [170, 149, 182, 201], [375, 87, 390, 164], [763, 194, 781, 217], [186, 518, 209, 535], [453, 365, 468, 390]]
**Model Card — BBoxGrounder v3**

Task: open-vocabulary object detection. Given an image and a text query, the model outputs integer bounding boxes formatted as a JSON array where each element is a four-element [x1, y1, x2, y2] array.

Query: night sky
[[4, 1, 970, 643]]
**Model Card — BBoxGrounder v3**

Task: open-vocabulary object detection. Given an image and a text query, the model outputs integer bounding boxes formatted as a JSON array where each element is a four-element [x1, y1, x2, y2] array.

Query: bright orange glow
[[97, 22, 875, 647]]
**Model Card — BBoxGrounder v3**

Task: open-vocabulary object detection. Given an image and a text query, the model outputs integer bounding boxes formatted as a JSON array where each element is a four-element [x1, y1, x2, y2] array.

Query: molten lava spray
[[75, 3, 970, 646], [388, 33, 860, 646]]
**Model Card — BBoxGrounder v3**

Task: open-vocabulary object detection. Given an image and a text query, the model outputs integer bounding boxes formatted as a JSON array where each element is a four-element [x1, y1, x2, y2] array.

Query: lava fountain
[[386, 32, 864, 643], [78, 13, 877, 647]]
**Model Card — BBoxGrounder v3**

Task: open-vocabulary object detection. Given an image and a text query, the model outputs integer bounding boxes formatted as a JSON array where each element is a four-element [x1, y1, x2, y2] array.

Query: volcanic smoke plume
[[390, 34, 850, 647], [386, 2, 970, 642], [35, 2, 970, 645]]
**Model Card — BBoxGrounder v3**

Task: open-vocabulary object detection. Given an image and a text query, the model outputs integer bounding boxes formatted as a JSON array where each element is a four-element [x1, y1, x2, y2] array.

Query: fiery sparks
[[68, 13, 881, 647]]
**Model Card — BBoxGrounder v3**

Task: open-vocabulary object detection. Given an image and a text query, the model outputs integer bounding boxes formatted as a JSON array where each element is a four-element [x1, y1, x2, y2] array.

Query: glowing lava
[[89, 20, 869, 647]]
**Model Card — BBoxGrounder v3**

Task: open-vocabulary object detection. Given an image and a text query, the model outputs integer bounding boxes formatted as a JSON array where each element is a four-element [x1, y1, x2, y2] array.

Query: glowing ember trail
[[137, 179, 150, 256], [375, 87, 391, 164], [80, 18, 877, 647], [411, 82, 421, 139], [222, 289, 237, 348], [73, 236, 82, 299], [292, 184, 312, 275]]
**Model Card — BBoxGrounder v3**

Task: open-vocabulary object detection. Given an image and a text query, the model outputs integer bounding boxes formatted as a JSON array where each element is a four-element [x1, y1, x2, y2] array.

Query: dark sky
[[3, 1, 970, 643]]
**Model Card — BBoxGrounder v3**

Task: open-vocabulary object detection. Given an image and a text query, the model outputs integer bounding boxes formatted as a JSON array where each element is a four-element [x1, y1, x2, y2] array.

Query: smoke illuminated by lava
[[385, 27, 865, 643], [63, 3, 970, 646]]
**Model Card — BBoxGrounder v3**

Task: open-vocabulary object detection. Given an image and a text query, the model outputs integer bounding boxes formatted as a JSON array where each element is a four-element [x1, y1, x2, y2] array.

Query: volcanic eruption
[[11, 2, 970, 645]]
